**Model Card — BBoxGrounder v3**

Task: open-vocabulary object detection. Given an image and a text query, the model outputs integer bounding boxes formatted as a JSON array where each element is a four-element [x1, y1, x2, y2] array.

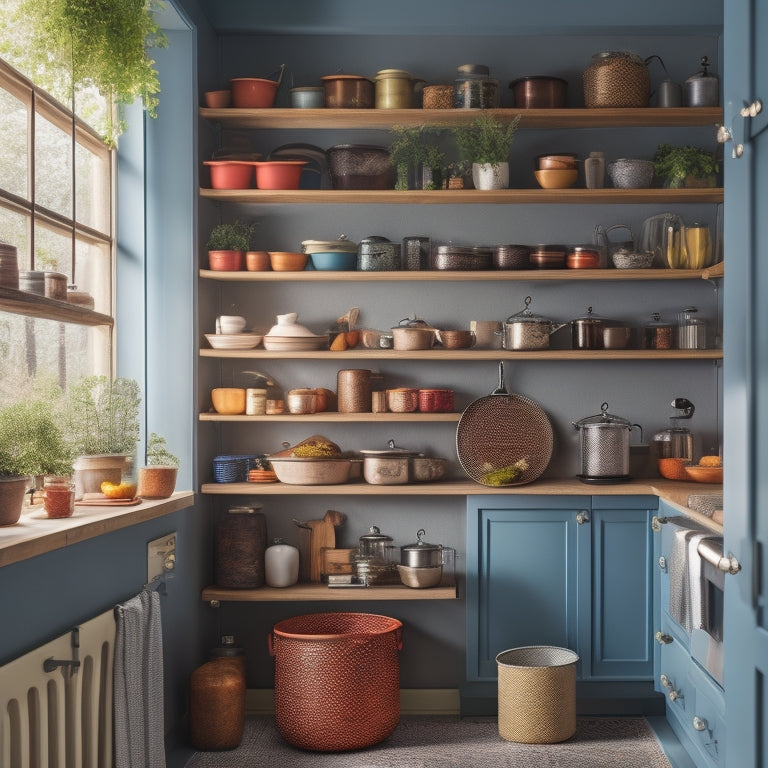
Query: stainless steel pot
[[573, 402, 643, 481], [401, 528, 443, 567], [571, 307, 607, 349], [684, 56, 719, 107], [502, 296, 566, 350]]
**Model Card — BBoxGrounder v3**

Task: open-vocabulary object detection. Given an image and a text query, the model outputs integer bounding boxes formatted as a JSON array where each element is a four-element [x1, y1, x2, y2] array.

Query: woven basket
[[269, 612, 402, 752], [583, 52, 650, 108], [337, 368, 372, 413], [496, 645, 579, 744], [418, 388, 454, 413], [386, 387, 420, 413], [212, 454, 261, 483], [215, 506, 267, 588]]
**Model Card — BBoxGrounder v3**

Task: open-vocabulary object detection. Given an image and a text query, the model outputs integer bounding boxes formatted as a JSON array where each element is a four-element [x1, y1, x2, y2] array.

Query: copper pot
[[509, 76, 568, 108], [320, 75, 375, 108]]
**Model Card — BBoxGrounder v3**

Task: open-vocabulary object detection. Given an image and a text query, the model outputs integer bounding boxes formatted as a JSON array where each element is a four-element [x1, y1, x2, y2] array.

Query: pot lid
[[266, 313, 318, 337], [457, 63, 490, 76], [506, 296, 555, 325], [510, 75, 568, 86], [685, 56, 718, 83], [301, 235, 357, 253], [359, 525, 393, 543], [393, 315, 432, 329], [645, 311, 673, 328], [359, 235, 391, 245], [402, 528, 441, 552], [574, 402, 633, 429], [572, 306, 608, 323], [375, 69, 413, 79], [360, 439, 421, 457], [320, 74, 373, 82]]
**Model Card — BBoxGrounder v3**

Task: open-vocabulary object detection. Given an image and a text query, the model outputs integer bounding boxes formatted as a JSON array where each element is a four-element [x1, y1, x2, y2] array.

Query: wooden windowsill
[[0, 491, 195, 568]]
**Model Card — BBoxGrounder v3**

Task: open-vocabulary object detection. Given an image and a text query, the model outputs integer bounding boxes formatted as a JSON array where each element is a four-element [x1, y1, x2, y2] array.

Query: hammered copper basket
[[269, 612, 402, 752]]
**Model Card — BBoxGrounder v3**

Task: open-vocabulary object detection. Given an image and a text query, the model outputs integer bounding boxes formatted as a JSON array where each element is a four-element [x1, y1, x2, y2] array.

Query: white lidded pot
[[265, 538, 300, 587]]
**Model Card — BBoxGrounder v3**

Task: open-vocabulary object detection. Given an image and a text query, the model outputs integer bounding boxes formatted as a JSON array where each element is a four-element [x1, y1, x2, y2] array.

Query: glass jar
[[43, 475, 75, 518], [677, 306, 708, 349], [453, 75, 499, 108], [245, 388, 267, 415], [644, 312, 674, 350]]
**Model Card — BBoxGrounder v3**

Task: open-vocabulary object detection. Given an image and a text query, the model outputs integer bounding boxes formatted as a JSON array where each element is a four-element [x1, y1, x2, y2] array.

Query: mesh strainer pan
[[456, 362, 554, 486]]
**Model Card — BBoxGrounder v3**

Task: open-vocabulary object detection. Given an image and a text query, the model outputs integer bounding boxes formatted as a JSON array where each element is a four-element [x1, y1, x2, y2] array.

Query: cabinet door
[[466, 495, 589, 681], [587, 499, 656, 680]]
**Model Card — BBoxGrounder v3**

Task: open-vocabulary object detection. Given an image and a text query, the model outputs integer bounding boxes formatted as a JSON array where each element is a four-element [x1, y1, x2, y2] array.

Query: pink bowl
[[253, 161, 307, 190], [230, 78, 279, 108], [204, 161, 253, 189]]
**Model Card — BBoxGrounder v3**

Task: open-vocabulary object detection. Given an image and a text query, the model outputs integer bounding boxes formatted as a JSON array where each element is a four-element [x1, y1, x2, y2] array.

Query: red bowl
[[208, 250, 244, 271], [252, 161, 307, 190], [204, 161, 253, 189], [204, 89, 231, 108], [230, 78, 279, 108]]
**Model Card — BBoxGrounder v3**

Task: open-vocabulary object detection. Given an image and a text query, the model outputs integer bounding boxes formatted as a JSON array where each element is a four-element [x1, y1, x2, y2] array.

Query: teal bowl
[[310, 252, 358, 270]]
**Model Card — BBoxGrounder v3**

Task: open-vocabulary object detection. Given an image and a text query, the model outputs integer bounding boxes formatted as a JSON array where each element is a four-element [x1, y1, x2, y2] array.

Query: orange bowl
[[211, 388, 246, 415], [204, 160, 253, 189], [269, 251, 308, 271], [230, 77, 279, 108], [245, 250, 271, 271], [657, 457, 691, 481], [252, 161, 307, 190], [204, 89, 231, 108], [684, 465, 723, 484], [534, 169, 578, 189]]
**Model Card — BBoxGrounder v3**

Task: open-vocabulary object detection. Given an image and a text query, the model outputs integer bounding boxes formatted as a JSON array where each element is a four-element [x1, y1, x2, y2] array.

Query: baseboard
[[246, 688, 461, 716]]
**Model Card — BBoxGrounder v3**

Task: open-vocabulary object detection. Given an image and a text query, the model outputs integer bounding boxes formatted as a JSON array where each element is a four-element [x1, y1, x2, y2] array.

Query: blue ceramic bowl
[[310, 252, 358, 271]]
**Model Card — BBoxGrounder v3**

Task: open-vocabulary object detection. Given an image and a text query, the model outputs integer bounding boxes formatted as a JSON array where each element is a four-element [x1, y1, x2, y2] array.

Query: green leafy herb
[[653, 143, 719, 188], [451, 113, 521, 166]]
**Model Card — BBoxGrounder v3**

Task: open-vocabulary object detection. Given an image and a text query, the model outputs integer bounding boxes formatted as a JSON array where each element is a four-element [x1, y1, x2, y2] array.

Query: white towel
[[114, 589, 166, 768], [687, 532, 710, 631], [668, 528, 692, 629]]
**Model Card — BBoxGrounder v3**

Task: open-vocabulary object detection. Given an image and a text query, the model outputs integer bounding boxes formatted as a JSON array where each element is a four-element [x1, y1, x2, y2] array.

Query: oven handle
[[697, 537, 742, 575]]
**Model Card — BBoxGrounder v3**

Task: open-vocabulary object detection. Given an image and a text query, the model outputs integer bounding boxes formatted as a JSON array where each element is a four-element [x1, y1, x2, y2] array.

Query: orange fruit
[[101, 480, 138, 499], [699, 455, 722, 467], [330, 333, 348, 351], [345, 330, 360, 348]]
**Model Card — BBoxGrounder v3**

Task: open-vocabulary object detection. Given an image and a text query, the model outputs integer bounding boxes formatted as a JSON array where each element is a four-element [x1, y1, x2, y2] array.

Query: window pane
[[0, 205, 29, 267], [35, 114, 72, 219], [33, 221, 71, 277], [74, 239, 111, 315], [76, 142, 110, 234], [0, 88, 28, 198]]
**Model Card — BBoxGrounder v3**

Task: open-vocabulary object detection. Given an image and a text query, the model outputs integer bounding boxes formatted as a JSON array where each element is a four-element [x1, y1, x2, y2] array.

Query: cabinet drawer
[[686, 661, 726, 767], [657, 635, 690, 720]]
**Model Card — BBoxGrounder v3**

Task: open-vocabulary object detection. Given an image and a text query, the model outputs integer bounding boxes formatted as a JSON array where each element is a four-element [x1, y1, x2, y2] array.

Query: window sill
[[0, 491, 194, 568]]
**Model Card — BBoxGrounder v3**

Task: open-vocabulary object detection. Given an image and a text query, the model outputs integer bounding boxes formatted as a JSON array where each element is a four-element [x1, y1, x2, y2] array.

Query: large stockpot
[[401, 528, 443, 567], [572, 402, 643, 481], [571, 307, 607, 349], [502, 296, 566, 350], [509, 75, 567, 108]]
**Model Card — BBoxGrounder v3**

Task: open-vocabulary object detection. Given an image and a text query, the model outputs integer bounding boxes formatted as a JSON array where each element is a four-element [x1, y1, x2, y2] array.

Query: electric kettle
[[653, 397, 695, 460]]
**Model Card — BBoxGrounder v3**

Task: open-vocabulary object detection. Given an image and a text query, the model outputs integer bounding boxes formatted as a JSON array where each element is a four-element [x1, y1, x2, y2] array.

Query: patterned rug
[[184, 716, 673, 768]]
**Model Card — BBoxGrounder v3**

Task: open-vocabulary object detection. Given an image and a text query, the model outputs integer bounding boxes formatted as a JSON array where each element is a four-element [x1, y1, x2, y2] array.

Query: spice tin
[[375, 69, 415, 109], [402, 236, 431, 270], [19, 270, 45, 295], [246, 388, 267, 415]]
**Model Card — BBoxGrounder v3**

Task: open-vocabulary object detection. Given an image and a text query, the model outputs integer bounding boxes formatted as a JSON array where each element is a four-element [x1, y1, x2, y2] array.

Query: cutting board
[[295, 510, 345, 582]]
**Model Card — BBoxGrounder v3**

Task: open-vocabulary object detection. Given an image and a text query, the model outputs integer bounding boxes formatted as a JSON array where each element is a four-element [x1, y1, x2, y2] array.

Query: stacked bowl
[[534, 154, 578, 189]]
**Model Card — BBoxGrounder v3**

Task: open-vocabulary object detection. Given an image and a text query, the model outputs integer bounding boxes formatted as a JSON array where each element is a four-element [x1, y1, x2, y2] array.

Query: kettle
[[684, 56, 719, 107], [653, 397, 695, 460]]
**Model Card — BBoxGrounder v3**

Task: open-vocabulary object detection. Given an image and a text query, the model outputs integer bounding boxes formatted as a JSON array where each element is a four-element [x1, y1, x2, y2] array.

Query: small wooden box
[[322, 547, 355, 578]]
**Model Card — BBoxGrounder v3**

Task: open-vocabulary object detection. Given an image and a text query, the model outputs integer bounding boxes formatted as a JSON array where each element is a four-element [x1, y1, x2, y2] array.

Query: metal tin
[[19, 270, 45, 295], [375, 69, 415, 109], [402, 236, 431, 270], [44, 271, 68, 300], [357, 237, 401, 271], [290, 87, 325, 108], [246, 388, 267, 415], [684, 56, 719, 107], [401, 528, 442, 567], [566, 246, 601, 270]]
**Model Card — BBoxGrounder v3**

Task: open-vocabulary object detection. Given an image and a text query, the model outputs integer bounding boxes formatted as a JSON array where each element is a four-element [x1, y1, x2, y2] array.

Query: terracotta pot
[[229, 78, 279, 108], [0, 476, 28, 526], [246, 251, 271, 271], [209, 250, 244, 271], [252, 161, 307, 190], [138, 466, 178, 499], [204, 161, 253, 189], [204, 90, 231, 108]]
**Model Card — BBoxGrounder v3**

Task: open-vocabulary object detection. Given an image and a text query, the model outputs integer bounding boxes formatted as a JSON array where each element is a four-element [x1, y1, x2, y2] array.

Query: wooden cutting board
[[294, 510, 345, 582]]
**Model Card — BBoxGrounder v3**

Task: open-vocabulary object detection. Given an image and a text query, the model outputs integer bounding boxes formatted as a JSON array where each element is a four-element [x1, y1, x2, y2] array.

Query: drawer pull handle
[[655, 631, 673, 645], [693, 716, 709, 731]]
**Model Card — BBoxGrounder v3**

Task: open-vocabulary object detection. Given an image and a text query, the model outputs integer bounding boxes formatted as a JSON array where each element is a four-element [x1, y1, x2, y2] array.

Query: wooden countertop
[[0, 492, 195, 568], [0, 479, 722, 569]]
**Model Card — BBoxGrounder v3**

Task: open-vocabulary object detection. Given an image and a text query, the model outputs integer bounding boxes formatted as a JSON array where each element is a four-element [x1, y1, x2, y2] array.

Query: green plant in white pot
[[451, 113, 521, 190], [63, 376, 142, 499], [0, 399, 73, 525], [137, 432, 180, 499]]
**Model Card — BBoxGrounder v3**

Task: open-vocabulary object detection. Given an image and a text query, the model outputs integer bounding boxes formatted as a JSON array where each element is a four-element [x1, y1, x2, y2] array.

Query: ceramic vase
[[472, 162, 509, 190]]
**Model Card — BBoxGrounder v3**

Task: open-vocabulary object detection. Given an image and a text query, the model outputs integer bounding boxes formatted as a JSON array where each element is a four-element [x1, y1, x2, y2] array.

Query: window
[[0, 58, 113, 403]]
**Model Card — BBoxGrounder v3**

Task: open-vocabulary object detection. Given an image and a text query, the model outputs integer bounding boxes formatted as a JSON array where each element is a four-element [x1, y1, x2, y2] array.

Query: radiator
[[0, 608, 115, 768]]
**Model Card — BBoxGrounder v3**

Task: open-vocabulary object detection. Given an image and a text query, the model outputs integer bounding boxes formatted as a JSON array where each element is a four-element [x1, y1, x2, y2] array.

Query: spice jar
[[453, 65, 499, 108], [246, 388, 267, 415], [43, 475, 75, 519], [644, 312, 674, 350]]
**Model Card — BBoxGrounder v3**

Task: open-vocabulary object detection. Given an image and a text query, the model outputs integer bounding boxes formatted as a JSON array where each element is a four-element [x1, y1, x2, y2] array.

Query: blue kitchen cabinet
[[467, 495, 657, 687]]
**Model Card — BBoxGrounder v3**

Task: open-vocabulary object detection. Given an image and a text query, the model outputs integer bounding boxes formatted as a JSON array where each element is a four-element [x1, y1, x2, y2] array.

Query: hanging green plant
[[3, 0, 168, 146]]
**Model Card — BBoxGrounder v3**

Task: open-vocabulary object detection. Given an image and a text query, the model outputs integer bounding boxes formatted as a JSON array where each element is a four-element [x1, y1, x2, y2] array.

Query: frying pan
[[456, 361, 554, 486]]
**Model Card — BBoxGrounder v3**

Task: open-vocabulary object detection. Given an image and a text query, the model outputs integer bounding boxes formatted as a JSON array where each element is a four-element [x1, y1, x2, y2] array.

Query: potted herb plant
[[63, 376, 142, 499], [0, 399, 73, 525], [137, 433, 180, 499], [451, 113, 521, 190], [388, 125, 447, 190], [6, 0, 169, 146], [653, 143, 720, 188], [206, 220, 256, 271]]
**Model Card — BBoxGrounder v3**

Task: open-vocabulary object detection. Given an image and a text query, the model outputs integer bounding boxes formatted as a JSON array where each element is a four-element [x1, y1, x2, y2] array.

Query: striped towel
[[114, 589, 166, 768]]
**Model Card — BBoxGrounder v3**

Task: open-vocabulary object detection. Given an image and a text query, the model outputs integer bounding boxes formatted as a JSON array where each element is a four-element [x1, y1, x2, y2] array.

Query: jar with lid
[[583, 51, 650, 108], [643, 312, 674, 350], [0, 243, 19, 289], [265, 538, 300, 587], [245, 388, 267, 415], [453, 65, 499, 109], [677, 306, 708, 349], [43, 475, 75, 518], [374, 69, 416, 109]]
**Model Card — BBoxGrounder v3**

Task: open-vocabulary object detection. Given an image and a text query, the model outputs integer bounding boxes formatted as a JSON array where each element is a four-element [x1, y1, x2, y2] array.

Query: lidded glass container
[[677, 306, 708, 350], [43, 475, 75, 518], [583, 51, 650, 108], [453, 64, 499, 108], [643, 312, 674, 350]]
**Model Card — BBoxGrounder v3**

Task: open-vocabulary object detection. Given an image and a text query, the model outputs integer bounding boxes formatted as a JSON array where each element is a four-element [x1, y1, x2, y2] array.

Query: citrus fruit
[[101, 480, 138, 499]]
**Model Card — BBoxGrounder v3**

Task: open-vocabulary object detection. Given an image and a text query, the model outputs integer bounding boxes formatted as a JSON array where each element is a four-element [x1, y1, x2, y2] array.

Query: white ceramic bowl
[[205, 333, 262, 350], [268, 457, 352, 485], [262, 335, 328, 351]]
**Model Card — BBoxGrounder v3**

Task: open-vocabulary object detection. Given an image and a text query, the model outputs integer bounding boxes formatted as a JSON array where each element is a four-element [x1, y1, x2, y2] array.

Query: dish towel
[[686, 532, 710, 632], [114, 589, 166, 768], [668, 527, 693, 630]]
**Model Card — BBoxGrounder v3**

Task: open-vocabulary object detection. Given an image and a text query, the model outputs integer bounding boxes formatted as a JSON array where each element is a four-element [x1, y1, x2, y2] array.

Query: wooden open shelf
[[0, 286, 113, 327], [203, 582, 458, 603]]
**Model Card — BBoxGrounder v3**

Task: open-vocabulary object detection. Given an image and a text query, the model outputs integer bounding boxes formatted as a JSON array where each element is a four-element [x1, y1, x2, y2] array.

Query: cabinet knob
[[576, 511, 590, 525], [655, 631, 673, 645], [692, 716, 709, 732], [668, 689, 682, 702], [658, 555, 667, 571], [659, 674, 671, 688]]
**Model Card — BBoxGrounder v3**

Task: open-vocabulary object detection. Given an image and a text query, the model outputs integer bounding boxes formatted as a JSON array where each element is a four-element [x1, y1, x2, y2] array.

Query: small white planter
[[472, 162, 509, 190]]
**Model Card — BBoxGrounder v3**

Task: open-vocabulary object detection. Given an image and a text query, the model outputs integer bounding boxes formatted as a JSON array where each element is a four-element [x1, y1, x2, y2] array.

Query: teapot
[[502, 296, 566, 350]]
